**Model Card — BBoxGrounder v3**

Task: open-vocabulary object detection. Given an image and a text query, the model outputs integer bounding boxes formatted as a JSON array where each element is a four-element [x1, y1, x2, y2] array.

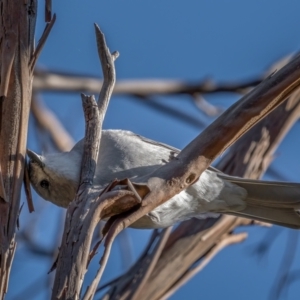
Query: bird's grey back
[[73, 130, 179, 186]]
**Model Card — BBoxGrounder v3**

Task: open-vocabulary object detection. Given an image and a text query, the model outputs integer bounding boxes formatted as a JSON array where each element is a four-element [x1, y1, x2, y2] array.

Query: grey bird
[[27, 130, 300, 229]]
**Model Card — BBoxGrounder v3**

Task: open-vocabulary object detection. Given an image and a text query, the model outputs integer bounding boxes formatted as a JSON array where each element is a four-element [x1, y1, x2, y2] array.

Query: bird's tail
[[219, 174, 300, 229]]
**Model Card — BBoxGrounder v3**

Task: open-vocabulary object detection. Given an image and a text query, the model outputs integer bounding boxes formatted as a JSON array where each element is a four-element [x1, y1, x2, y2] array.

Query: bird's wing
[[128, 131, 222, 173], [132, 133, 180, 154]]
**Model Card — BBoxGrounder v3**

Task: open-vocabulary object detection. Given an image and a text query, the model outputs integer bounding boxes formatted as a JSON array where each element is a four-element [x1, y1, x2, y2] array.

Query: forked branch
[[51, 25, 131, 300]]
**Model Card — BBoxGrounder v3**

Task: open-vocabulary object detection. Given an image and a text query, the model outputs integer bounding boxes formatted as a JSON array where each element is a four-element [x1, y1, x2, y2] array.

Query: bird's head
[[27, 149, 81, 207]]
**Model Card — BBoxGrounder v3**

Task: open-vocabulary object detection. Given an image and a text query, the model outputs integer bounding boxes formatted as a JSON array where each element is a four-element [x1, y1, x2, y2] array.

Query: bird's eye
[[40, 180, 49, 189]]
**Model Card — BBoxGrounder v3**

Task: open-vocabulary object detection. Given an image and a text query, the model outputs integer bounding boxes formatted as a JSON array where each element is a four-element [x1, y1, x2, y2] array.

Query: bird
[[27, 129, 300, 229]]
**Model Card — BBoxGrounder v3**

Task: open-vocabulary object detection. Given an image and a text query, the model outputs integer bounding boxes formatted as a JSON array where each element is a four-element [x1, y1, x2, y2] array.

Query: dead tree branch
[[51, 25, 130, 300], [33, 69, 261, 96], [0, 2, 54, 298], [103, 56, 300, 299], [51, 93, 102, 299]]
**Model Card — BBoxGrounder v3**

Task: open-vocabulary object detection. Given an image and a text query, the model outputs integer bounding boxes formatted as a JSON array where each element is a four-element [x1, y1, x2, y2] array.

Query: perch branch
[[145, 82, 300, 299], [104, 55, 300, 299], [103, 52, 300, 239]]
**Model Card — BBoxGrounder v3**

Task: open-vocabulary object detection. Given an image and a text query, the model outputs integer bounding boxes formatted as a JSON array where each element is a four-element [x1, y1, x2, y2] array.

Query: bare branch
[[131, 96, 206, 128], [30, 14, 56, 72], [193, 93, 224, 116], [52, 93, 100, 298], [94, 24, 119, 111], [33, 69, 261, 96], [52, 25, 121, 300], [31, 95, 75, 152]]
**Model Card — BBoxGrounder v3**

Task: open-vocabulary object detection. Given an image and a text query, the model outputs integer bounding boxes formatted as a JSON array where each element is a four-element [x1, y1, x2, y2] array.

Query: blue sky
[[8, 1, 300, 299]]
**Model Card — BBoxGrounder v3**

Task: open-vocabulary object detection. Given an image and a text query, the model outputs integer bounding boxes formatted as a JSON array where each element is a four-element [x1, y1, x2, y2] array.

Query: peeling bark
[[0, 1, 54, 298], [0, 1, 37, 298]]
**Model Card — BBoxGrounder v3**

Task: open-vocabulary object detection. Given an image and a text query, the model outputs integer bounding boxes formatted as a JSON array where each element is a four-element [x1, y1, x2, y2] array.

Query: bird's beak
[[27, 149, 45, 168]]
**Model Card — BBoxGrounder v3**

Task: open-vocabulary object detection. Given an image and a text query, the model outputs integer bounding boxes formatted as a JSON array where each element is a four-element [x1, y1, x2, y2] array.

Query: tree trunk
[[0, 1, 37, 298]]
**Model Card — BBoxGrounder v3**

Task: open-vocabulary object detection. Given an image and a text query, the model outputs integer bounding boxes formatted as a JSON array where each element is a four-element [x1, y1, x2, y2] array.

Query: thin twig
[[96, 229, 161, 296], [95, 275, 124, 294], [83, 220, 118, 300], [131, 96, 206, 128], [193, 93, 224, 116], [30, 14, 56, 71], [33, 69, 261, 96]]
